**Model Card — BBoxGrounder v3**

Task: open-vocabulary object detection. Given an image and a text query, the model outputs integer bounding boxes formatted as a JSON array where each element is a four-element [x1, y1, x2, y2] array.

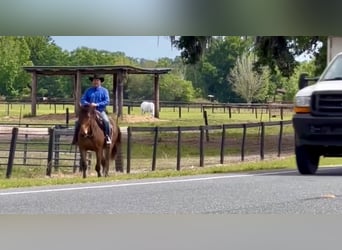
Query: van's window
[[321, 55, 342, 81]]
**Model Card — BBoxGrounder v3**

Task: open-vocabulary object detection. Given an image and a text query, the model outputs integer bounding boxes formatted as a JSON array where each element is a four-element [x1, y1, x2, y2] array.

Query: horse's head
[[78, 105, 97, 137]]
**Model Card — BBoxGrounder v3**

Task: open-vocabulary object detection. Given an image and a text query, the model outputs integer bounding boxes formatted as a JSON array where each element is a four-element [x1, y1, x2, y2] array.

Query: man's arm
[[80, 88, 91, 106]]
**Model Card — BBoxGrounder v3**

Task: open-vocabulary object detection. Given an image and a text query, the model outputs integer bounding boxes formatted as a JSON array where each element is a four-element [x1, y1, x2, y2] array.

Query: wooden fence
[[125, 120, 293, 173], [1, 120, 294, 178], [0, 125, 90, 178], [0, 101, 294, 120]]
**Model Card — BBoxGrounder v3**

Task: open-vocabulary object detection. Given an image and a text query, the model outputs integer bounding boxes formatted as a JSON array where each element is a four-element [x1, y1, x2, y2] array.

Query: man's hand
[[90, 103, 97, 107]]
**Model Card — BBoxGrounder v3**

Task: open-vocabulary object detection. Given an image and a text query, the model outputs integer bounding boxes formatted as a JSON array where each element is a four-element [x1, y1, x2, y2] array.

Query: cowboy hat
[[89, 74, 105, 82]]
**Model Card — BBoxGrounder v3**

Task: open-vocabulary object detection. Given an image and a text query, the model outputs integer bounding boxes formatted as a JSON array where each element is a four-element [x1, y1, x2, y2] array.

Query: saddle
[[94, 110, 112, 138]]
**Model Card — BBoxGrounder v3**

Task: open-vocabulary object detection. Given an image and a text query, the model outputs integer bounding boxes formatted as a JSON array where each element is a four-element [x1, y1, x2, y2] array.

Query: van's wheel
[[295, 145, 320, 174]]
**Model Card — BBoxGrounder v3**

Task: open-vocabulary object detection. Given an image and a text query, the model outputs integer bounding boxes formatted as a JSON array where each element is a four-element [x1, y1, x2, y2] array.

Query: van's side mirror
[[298, 73, 309, 90]]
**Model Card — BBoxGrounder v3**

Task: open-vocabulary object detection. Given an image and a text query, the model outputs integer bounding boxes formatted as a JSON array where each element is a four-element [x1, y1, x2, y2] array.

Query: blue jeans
[[99, 111, 110, 137]]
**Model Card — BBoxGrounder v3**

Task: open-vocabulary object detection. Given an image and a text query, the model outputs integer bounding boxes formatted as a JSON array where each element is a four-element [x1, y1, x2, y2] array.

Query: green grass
[[0, 103, 294, 126], [0, 103, 299, 189]]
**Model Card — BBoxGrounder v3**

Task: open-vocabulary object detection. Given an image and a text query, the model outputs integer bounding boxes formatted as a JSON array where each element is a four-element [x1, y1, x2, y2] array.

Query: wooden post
[[241, 124, 247, 161], [176, 126, 181, 171], [116, 71, 124, 118], [199, 126, 205, 167], [278, 121, 283, 157], [220, 125, 226, 164], [31, 71, 37, 116], [154, 74, 160, 118], [203, 110, 209, 142], [112, 73, 117, 114], [260, 122, 265, 160], [46, 127, 54, 177], [75, 71, 81, 116], [152, 126, 159, 171], [126, 127, 132, 174], [6, 127, 19, 178]]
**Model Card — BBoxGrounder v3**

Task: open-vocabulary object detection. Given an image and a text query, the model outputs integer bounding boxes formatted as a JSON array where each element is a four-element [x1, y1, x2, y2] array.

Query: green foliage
[[228, 52, 270, 103], [0, 37, 32, 97], [160, 74, 194, 101], [284, 61, 317, 101], [184, 36, 254, 102], [170, 36, 212, 64], [0, 36, 327, 105], [250, 36, 325, 78]]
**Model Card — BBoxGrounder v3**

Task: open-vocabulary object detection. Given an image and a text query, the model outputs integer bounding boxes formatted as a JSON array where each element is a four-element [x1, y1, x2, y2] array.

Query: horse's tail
[[111, 126, 123, 172], [111, 127, 121, 160]]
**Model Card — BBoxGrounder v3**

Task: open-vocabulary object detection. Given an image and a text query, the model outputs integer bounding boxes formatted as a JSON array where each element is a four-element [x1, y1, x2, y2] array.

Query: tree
[[183, 36, 254, 102], [253, 36, 325, 77], [171, 36, 326, 78], [228, 52, 269, 103], [170, 36, 212, 64], [0, 37, 32, 98]]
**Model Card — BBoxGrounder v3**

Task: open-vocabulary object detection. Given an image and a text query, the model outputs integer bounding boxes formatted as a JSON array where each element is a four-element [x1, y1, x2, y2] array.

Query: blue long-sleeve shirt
[[80, 86, 110, 112]]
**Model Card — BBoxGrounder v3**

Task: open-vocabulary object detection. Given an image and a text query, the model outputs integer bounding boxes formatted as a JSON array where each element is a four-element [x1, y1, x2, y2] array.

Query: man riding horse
[[72, 74, 112, 145]]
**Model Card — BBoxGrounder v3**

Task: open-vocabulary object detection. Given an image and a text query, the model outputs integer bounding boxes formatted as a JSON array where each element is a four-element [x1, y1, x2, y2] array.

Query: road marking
[[0, 170, 297, 196]]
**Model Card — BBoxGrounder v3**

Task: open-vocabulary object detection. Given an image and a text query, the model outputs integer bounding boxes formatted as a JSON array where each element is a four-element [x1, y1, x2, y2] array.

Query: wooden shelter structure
[[23, 65, 172, 118]]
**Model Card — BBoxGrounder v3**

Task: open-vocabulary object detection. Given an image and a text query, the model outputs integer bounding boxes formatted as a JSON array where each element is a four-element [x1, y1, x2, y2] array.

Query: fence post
[[220, 125, 226, 164], [203, 110, 209, 142], [260, 122, 265, 160], [115, 138, 124, 173], [152, 126, 159, 171], [6, 127, 19, 178], [176, 126, 181, 171], [73, 145, 79, 173], [241, 124, 247, 161], [54, 127, 60, 169], [23, 124, 28, 165], [126, 127, 132, 174], [268, 105, 271, 121], [66, 108, 69, 127], [278, 121, 284, 157], [178, 106, 181, 118], [280, 106, 284, 120], [199, 126, 204, 167], [46, 127, 54, 176]]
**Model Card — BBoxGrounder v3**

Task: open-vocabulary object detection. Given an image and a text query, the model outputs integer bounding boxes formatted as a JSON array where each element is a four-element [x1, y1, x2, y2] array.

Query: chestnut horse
[[77, 105, 122, 178]]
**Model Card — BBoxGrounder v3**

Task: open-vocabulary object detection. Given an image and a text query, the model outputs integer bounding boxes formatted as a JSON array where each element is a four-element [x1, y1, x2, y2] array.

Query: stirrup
[[106, 136, 111, 144]]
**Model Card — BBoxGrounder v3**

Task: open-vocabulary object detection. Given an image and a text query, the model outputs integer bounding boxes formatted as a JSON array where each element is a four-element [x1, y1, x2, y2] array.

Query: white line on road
[[0, 170, 297, 196]]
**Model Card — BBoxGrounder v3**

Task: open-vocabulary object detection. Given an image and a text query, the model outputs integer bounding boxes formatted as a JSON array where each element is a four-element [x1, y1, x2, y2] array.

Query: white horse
[[140, 101, 155, 117]]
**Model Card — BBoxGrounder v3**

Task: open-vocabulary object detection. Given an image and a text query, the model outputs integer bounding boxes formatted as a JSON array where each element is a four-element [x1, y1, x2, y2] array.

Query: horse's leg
[[95, 150, 102, 177], [79, 149, 88, 178], [103, 145, 110, 177], [101, 152, 106, 173]]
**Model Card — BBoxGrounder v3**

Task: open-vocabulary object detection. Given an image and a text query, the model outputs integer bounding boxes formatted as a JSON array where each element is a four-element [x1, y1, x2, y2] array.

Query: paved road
[[1, 167, 342, 214]]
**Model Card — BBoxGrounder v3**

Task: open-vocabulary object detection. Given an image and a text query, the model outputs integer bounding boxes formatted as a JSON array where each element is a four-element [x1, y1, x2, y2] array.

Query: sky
[[51, 36, 181, 61]]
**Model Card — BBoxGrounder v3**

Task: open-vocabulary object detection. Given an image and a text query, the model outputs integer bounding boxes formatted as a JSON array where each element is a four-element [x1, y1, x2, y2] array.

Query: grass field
[[0, 102, 299, 187], [0, 102, 294, 126]]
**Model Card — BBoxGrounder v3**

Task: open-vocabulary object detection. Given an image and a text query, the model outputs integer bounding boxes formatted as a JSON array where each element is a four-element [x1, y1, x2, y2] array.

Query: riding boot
[[71, 121, 80, 145], [104, 121, 111, 144]]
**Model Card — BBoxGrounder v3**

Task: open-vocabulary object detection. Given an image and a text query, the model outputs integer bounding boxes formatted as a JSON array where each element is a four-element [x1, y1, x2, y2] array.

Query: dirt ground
[[24, 113, 166, 124]]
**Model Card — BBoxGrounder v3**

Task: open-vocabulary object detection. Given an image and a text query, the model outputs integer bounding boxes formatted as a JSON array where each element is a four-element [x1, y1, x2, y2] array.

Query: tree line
[[0, 36, 325, 104]]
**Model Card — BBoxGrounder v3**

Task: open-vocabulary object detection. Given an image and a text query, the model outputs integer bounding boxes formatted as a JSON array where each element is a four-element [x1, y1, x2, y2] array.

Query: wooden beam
[[116, 71, 124, 118], [75, 71, 81, 116], [112, 73, 117, 114], [31, 71, 37, 116], [154, 74, 160, 118]]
